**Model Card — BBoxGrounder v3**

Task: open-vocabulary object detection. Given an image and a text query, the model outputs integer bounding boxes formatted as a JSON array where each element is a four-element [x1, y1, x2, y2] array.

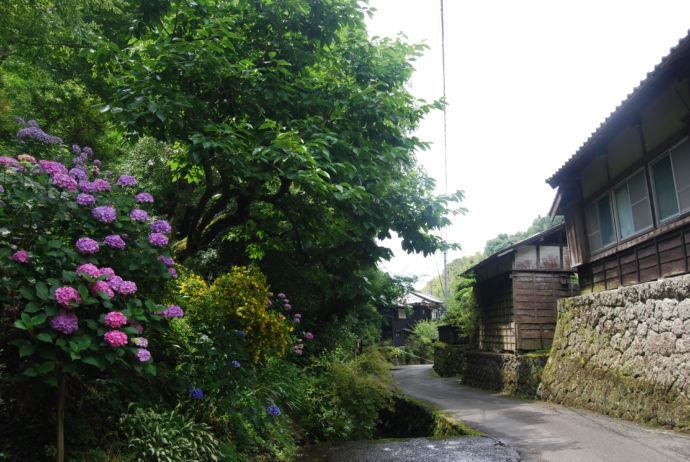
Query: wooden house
[[548, 32, 690, 292], [380, 291, 444, 347], [463, 225, 575, 352]]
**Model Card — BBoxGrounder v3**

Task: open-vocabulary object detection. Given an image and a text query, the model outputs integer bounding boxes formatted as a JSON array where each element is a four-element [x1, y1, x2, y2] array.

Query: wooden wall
[[513, 271, 574, 351], [580, 222, 690, 292], [476, 273, 515, 352]]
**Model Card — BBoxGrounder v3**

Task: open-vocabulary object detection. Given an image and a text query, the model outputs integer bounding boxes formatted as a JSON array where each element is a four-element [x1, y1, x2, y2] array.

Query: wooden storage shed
[[464, 225, 576, 352]]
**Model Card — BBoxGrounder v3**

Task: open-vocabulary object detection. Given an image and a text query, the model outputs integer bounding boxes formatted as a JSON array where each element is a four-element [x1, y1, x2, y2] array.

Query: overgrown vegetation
[[0, 1, 463, 460]]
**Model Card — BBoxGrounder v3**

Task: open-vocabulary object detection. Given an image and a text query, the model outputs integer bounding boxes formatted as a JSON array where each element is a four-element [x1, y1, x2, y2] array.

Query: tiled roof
[[547, 30, 690, 187]]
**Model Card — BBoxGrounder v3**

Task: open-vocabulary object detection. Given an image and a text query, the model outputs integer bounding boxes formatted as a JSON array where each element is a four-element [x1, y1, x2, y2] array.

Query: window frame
[[650, 137, 690, 224], [610, 168, 654, 241], [585, 191, 618, 253]]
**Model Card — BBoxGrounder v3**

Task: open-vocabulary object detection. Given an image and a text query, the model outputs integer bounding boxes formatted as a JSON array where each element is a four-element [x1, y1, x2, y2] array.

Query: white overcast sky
[[367, 0, 690, 288]]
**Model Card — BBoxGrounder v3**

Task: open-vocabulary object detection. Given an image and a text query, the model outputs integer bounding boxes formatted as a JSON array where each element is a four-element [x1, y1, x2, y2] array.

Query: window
[[652, 138, 690, 221], [585, 170, 653, 252], [585, 194, 616, 252], [613, 170, 653, 239], [397, 308, 406, 319]]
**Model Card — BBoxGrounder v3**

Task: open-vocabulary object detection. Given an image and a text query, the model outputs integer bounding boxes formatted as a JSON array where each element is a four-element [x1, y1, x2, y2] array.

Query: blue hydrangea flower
[[190, 387, 204, 400], [231, 360, 241, 368], [266, 405, 281, 416]]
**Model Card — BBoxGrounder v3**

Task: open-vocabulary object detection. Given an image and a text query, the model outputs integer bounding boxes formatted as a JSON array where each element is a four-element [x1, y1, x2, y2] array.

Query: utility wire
[[440, 0, 450, 302]]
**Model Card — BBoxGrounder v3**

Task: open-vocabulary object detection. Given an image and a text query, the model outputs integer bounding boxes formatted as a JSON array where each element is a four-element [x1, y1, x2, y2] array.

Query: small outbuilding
[[463, 224, 576, 353]]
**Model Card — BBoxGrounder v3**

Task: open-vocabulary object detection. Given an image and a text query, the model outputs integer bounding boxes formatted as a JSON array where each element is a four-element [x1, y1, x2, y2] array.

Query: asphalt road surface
[[394, 365, 690, 462]]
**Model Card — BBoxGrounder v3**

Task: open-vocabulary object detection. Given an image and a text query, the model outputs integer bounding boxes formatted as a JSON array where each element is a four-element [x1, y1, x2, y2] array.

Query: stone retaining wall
[[433, 344, 547, 399], [540, 274, 690, 431]]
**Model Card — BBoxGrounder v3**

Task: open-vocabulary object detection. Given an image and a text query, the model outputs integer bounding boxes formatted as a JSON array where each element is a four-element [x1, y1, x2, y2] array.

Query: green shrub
[[119, 406, 223, 462], [297, 348, 394, 441]]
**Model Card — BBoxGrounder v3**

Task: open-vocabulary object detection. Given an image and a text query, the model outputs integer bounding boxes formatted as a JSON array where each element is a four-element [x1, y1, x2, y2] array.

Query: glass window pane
[[598, 196, 616, 246], [672, 141, 690, 212], [627, 171, 648, 204], [586, 202, 602, 251], [653, 156, 679, 220], [615, 184, 634, 238], [632, 199, 653, 231]]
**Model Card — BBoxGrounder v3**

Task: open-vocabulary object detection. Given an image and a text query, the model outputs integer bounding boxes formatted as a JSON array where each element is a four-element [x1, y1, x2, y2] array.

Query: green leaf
[[36, 332, 53, 343], [19, 343, 36, 358], [19, 287, 35, 300], [24, 301, 42, 313], [36, 281, 50, 301], [82, 356, 106, 371]]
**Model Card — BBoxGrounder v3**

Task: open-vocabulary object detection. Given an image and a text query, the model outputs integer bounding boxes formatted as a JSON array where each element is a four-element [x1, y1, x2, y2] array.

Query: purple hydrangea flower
[[72, 144, 81, 155], [190, 387, 204, 400], [150, 220, 171, 234], [132, 337, 148, 348], [266, 405, 281, 416], [92, 205, 116, 222], [83, 147, 94, 157], [305, 332, 314, 340], [108, 275, 124, 292], [17, 123, 62, 144], [94, 159, 102, 167], [284, 304, 292, 310], [55, 286, 81, 309], [76, 193, 95, 206], [103, 234, 126, 249], [38, 160, 68, 176], [76, 263, 100, 278], [130, 321, 144, 334], [277, 293, 286, 299], [98, 267, 116, 278], [116, 280, 137, 295], [76, 237, 99, 254], [156, 305, 184, 318], [167, 267, 178, 278], [116, 175, 137, 187], [78, 181, 97, 192], [12, 250, 30, 263], [0, 156, 20, 170], [71, 154, 87, 167], [104, 330, 128, 347], [50, 310, 78, 334], [69, 168, 88, 181], [89, 281, 114, 299], [158, 256, 175, 266], [51, 173, 78, 192], [237, 330, 245, 337], [148, 233, 168, 247], [135, 192, 154, 203], [130, 209, 149, 221], [14, 116, 26, 125], [93, 179, 111, 191], [135, 348, 152, 362], [231, 360, 241, 368]]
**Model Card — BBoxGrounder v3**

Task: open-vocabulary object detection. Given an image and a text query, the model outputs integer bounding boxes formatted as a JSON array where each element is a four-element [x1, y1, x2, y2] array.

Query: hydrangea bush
[[0, 120, 179, 382]]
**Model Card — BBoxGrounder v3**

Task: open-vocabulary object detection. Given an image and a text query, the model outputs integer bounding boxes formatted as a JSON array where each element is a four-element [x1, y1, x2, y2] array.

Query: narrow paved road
[[394, 365, 690, 462]]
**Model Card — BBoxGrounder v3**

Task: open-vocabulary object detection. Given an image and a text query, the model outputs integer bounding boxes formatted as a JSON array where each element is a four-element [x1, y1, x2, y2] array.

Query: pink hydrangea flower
[[167, 267, 178, 278], [104, 311, 127, 328], [130, 321, 144, 334], [294, 313, 302, 318], [305, 332, 314, 340], [89, 281, 114, 299], [158, 256, 174, 266], [38, 160, 67, 176], [55, 286, 81, 309], [50, 310, 78, 334], [98, 267, 116, 278], [76, 237, 99, 254], [108, 275, 124, 292], [156, 305, 184, 318], [12, 250, 30, 263], [116, 280, 137, 295], [76, 263, 100, 278], [132, 337, 148, 348], [93, 179, 111, 191], [17, 154, 37, 163], [104, 330, 128, 347], [51, 173, 78, 192]]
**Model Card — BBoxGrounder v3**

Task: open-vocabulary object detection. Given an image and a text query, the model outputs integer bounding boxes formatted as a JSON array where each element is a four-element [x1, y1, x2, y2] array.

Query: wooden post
[[57, 370, 65, 462]]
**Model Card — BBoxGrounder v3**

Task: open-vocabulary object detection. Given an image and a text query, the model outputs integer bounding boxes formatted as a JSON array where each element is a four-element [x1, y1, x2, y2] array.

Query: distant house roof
[[403, 291, 443, 306], [463, 223, 566, 275], [547, 30, 690, 187]]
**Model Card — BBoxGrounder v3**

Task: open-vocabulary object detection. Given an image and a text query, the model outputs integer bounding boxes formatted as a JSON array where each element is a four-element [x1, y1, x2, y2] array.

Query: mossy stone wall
[[540, 274, 690, 431]]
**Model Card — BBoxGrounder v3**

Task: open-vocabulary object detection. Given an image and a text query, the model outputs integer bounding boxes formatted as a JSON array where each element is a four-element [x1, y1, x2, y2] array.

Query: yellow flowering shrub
[[177, 266, 293, 363]]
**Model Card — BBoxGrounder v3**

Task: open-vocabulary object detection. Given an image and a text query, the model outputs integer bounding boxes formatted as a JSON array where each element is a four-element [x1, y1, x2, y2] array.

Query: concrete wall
[[540, 274, 690, 431]]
